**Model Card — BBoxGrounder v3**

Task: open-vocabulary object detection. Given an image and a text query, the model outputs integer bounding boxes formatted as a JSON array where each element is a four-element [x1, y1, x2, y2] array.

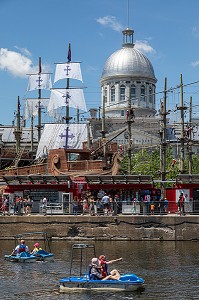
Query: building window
[[141, 85, 145, 101], [111, 86, 115, 102], [120, 85, 125, 102], [149, 86, 152, 103], [121, 110, 124, 116], [130, 84, 136, 102], [104, 87, 107, 103]]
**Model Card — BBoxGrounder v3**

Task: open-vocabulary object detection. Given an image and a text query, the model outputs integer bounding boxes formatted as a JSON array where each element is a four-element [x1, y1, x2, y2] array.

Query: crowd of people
[[73, 191, 120, 216], [72, 190, 172, 216], [1, 190, 187, 216], [1, 196, 33, 216], [0, 195, 48, 216]]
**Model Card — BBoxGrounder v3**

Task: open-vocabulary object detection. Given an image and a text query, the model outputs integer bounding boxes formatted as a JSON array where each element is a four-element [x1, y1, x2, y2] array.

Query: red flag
[[67, 43, 71, 62]]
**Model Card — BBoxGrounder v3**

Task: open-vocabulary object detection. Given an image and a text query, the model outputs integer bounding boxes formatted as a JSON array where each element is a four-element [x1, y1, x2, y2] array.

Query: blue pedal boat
[[59, 244, 144, 292], [4, 251, 38, 263], [4, 231, 54, 263]]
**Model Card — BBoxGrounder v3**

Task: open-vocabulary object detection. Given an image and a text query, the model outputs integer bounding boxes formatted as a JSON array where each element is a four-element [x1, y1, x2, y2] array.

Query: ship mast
[[14, 96, 22, 153], [26, 57, 51, 147], [65, 43, 71, 125], [37, 57, 42, 141]]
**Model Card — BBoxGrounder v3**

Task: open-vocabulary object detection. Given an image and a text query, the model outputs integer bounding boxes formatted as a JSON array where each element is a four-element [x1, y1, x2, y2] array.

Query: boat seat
[[36, 249, 48, 255], [119, 274, 137, 281], [20, 252, 30, 257]]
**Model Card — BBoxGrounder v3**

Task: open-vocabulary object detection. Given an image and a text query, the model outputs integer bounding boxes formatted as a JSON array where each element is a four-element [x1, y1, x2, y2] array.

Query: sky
[[1, 0, 199, 125]]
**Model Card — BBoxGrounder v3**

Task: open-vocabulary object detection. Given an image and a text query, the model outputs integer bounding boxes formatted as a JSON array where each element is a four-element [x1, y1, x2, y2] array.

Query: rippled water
[[0, 240, 199, 299]]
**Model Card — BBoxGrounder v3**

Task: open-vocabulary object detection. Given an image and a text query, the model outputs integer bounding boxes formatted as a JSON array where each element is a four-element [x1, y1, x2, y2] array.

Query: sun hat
[[91, 258, 99, 265], [34, 243, 39, 247]]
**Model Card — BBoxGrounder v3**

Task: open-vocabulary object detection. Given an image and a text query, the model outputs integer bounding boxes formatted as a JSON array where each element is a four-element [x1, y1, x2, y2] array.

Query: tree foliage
[[120, 146, 199, 179]]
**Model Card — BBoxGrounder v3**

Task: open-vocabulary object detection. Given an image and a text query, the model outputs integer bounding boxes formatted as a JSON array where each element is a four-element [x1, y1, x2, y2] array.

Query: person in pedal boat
[[31, 243, 42, 254], [102, 269, 121, 280], [89, 258, 103, 280], [98, 255, 123, 278], [11, 240, 29, 255]]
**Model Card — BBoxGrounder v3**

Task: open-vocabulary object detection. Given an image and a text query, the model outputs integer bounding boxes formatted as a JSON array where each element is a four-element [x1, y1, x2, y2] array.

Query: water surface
[[0, 240, 199, 299]]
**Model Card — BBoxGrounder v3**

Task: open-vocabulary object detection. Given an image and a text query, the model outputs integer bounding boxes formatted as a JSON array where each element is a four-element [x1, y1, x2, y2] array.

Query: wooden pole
[[188, 96, 192, 174], [37, 57, 42, 141], [127, 97, 132, 174], [160, 78, 167, 197], [15, 96, 21, 153], [180, 74, 185, 173]]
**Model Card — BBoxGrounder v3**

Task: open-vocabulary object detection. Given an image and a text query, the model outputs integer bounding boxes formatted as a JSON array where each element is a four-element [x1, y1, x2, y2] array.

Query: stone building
[[89, 27, 161, 150]]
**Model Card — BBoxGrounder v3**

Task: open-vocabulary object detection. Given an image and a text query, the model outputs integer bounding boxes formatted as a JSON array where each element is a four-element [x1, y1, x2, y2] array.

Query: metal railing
[[1, 200, 198, 216]]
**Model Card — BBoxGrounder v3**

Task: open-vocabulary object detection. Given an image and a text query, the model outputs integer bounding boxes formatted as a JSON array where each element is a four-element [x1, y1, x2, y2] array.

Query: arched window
[[111, 86, 115, 102], [130, 84, 136, 102], [120, 85, 125, 102], [104, 87, 107, 103], [149, 86, 153, 103], [141, 85, 145, 101]]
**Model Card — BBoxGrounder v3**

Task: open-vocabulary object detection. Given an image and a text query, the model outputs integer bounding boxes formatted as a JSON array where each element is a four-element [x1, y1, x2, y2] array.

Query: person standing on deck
[[101, 193, 110, 215]]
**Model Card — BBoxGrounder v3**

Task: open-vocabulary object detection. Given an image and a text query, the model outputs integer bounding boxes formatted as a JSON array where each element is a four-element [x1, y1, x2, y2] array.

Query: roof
[[101, 47, 156, 81], [85, 174, 153, 185], [2, 175, 71, 185], [176, 174, 199, 184]]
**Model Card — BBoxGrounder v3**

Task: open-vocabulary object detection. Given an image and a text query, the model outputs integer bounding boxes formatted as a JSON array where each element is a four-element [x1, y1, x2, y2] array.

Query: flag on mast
[[48, 88, 87, 113], [67, 43, 71, 62], [27, 73, 52, 91], [39, 57, 42, 74], [23, 98, 49, 120], [36, 123, 88, 158], [54, 62, 83, 83]]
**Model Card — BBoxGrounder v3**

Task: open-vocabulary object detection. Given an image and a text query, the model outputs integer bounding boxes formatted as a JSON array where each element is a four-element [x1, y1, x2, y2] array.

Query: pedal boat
[[4, 231, 54, 263], [59, 244, 144, 292], [60, 273, 144, 292]]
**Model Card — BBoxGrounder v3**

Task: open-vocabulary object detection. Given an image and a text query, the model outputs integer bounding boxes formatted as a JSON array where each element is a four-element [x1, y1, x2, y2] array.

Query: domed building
[[89, 27, 161, 150], [100, 28, 157, 118]]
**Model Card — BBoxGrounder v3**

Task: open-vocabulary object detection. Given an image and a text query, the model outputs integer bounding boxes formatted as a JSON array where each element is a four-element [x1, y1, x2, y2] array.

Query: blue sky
[[1, 0, 199, 125]]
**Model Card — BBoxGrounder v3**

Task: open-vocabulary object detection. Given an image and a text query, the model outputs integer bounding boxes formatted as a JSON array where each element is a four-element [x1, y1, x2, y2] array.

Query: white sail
[[54, 62, 83, 83], [23, 98, 49, 120], [36, 123, 88, 158], [47, 89, 87, 114], [27, 73, 52, 91]]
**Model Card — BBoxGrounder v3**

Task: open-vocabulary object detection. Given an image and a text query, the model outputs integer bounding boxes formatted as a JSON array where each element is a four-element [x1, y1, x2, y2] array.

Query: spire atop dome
[[122, 28, 134, 48]]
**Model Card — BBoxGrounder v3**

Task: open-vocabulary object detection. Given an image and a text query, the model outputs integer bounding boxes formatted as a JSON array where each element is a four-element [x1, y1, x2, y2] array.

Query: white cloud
[[87, 65, 98, 72], [96, 15, 123, 32], [192, 26, 199, 38], [0, 48, 50, 77], [14, 46, 32, 57], [135, 40, 156, 55], [191, 60, 199, 67], [0, 48, 37, 77]]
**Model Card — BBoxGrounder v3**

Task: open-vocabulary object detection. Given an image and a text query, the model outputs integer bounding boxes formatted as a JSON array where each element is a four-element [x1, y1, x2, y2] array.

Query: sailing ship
[[0, 44, 120, 179]]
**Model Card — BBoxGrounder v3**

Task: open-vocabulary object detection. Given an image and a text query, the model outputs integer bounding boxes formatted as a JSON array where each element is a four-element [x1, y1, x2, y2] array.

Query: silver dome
[[101, 46, 156, 81]]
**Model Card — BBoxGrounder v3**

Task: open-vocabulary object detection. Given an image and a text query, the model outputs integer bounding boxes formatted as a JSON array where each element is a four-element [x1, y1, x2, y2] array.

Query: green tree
[[185, 154, 199, 174], [121, 146, 180, 179]]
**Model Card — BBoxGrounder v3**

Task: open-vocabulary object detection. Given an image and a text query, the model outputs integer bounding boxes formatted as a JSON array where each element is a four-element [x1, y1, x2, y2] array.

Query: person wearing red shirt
[[98, 255, 123, 278]]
